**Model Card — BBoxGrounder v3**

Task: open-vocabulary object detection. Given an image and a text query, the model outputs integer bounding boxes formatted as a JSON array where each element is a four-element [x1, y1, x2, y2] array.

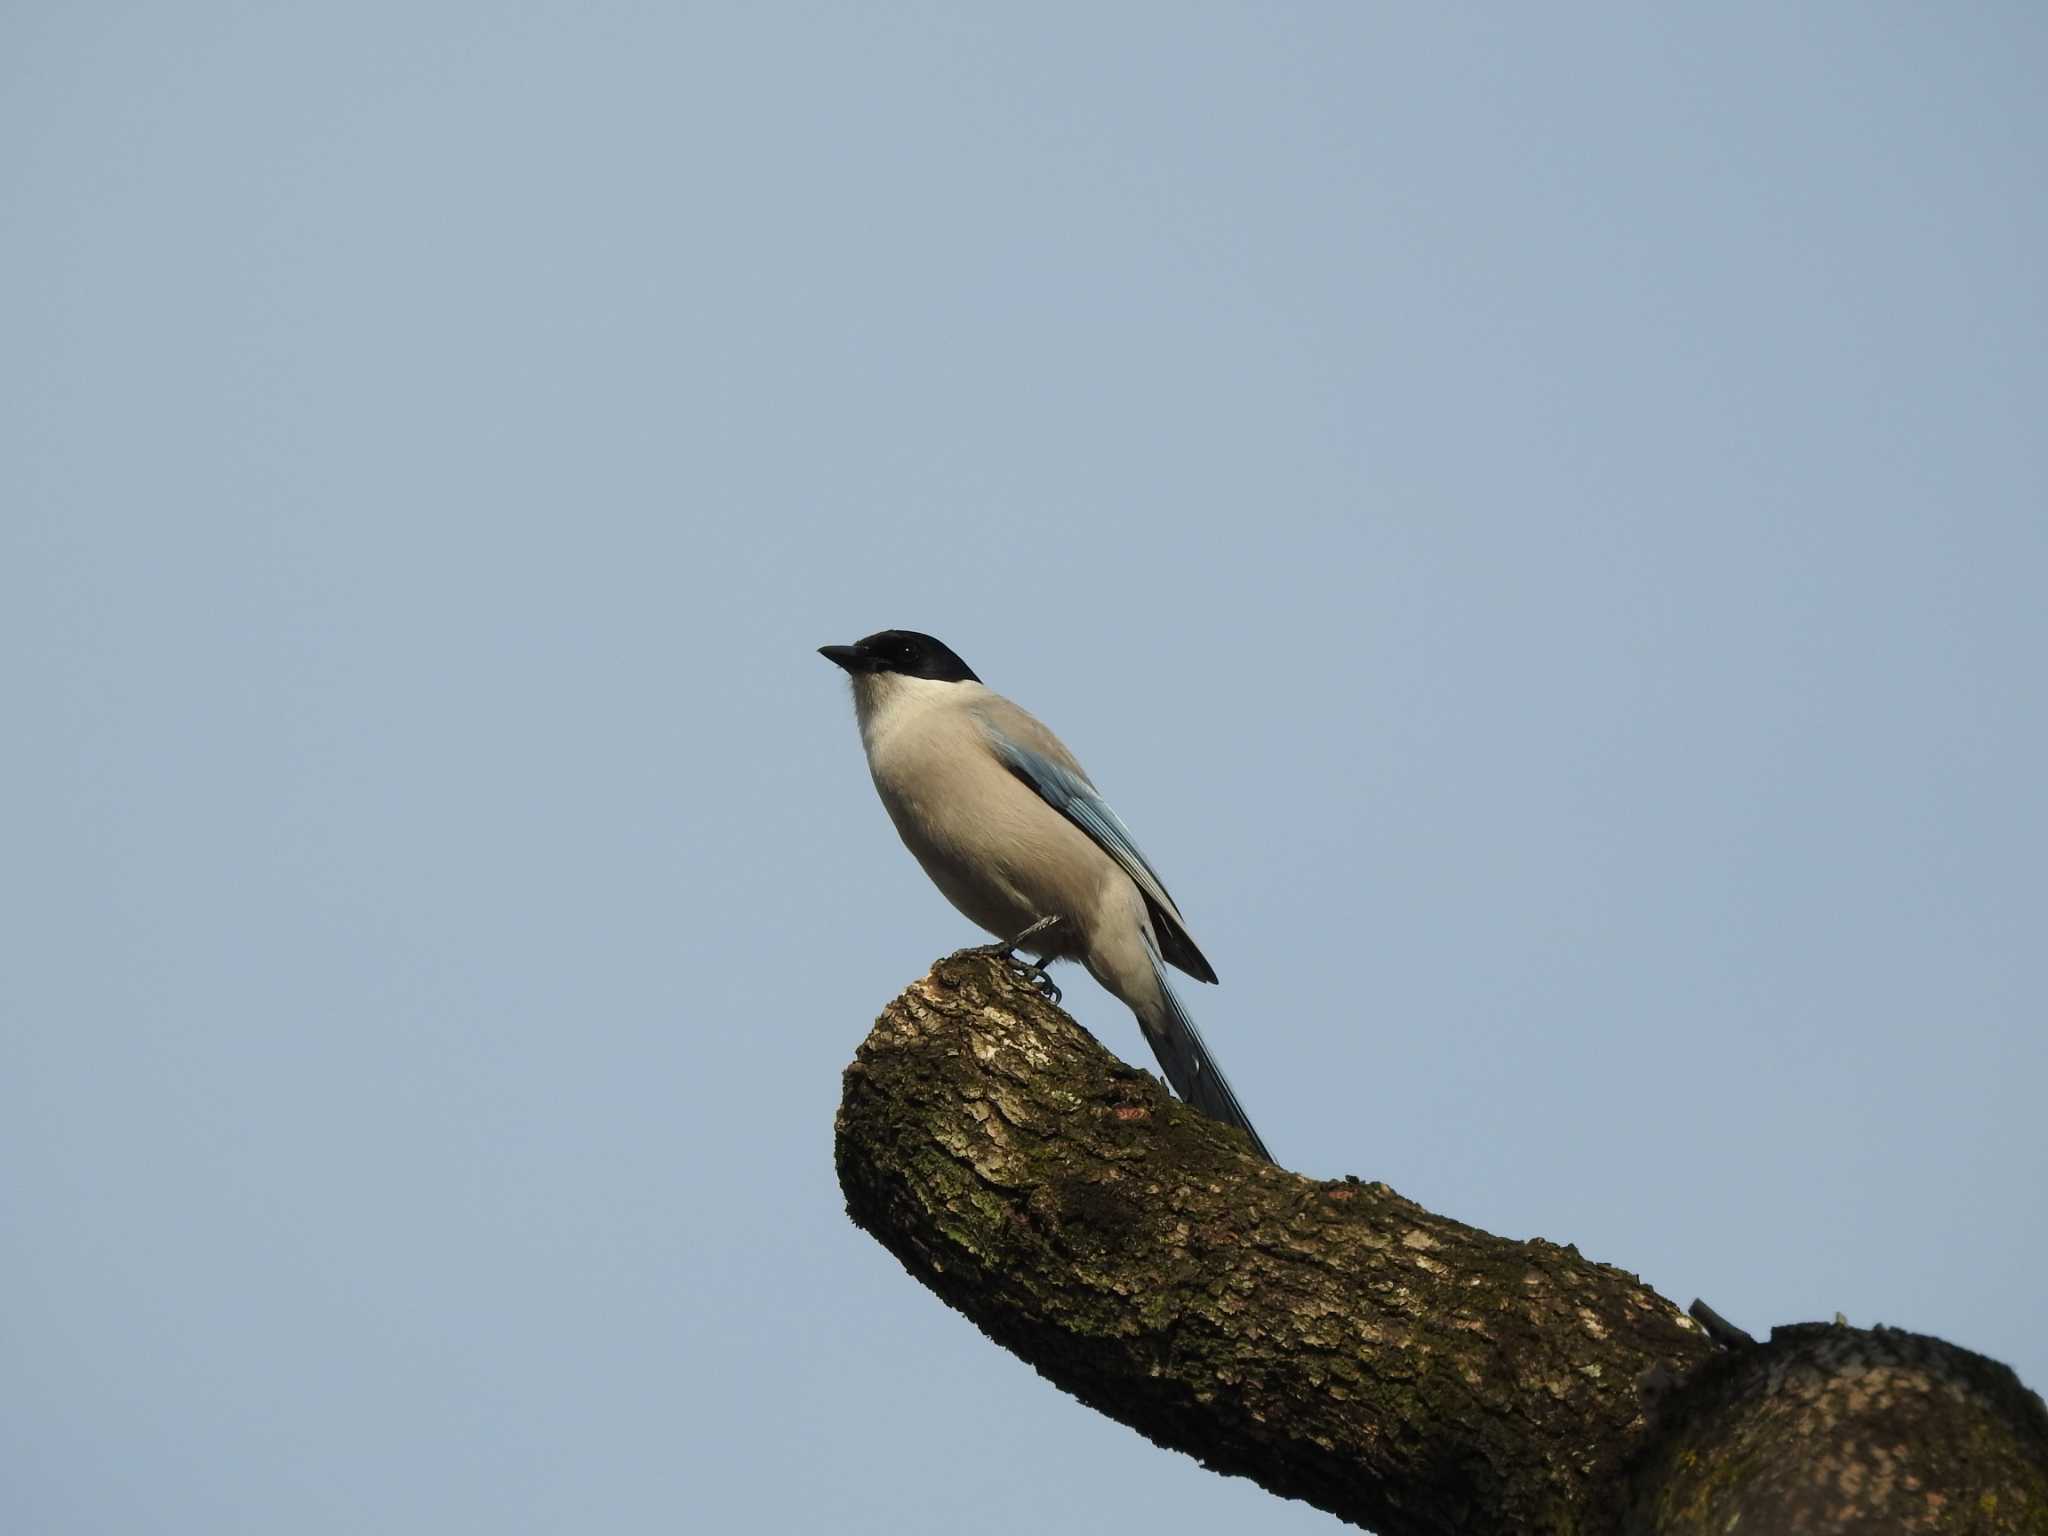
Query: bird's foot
[[959, 916, 1065, 1005], [1005, 956, 1062, 1006]]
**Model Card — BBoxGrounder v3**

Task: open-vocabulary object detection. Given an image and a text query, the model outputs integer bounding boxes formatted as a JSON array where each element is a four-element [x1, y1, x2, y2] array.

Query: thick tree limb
[[835, 953, 2048, 1535]]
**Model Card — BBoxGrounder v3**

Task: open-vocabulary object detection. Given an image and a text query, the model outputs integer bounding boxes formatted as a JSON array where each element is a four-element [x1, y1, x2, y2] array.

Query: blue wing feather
[[979, 715, 1218, 984]]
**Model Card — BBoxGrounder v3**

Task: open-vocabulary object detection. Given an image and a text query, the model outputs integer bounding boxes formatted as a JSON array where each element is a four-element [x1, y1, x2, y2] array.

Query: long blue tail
[[1140, 946, 1272, 1162]]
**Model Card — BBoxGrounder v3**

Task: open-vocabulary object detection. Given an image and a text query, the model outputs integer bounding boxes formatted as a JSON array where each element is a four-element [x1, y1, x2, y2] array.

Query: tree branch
[[835, 953, 2048, 1535]]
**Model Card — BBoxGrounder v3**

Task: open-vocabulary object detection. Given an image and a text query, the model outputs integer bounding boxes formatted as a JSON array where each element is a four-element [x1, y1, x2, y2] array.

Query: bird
[[819, 628, 1271, 1161]]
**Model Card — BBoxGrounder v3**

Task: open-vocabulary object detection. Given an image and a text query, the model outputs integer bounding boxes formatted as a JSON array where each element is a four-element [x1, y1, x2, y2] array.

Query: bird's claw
[[959, 916, 1065, 1006], [1007, 957, 1062, 1005]]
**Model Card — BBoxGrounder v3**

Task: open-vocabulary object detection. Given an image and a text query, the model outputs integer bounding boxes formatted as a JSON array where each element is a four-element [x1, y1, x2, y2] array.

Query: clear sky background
[[5, 6, 2043, 1533]]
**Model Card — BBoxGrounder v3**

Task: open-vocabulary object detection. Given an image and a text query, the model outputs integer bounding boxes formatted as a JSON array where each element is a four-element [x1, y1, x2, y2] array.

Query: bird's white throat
[[850, 672, 983, 757]]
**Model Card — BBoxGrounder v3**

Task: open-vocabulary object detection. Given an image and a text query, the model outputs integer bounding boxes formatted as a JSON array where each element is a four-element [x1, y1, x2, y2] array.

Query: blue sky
[[5, 6, 2044, 1532]]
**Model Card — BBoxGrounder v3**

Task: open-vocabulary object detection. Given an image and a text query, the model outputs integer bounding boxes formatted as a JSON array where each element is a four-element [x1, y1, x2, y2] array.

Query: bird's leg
[[960, 915, 1065, 1005]]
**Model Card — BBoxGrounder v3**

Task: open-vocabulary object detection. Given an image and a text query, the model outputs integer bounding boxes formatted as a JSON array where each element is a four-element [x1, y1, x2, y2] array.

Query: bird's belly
[[875, 775, 1107, 957], [916, 845, 1042, 942]]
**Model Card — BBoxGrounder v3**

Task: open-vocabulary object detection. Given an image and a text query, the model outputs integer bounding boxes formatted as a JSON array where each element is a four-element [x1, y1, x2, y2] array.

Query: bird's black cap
[[818, 630, 981, 684]]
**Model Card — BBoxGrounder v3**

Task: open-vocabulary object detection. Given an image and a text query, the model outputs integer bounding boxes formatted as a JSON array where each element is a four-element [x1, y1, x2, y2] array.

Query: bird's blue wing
[[978, 712, 1218, 984]]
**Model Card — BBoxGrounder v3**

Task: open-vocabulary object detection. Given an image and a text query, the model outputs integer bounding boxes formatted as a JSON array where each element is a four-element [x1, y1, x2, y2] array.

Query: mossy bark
[[835, 953, 2048, 1535]]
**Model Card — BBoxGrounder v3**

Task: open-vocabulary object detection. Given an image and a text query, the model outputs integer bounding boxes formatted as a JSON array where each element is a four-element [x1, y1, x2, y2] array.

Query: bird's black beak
[[818, 643, 866, 673]]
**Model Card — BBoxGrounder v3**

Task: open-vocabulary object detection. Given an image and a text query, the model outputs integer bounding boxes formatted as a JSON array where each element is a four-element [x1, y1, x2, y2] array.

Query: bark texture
[[1621, 1323, 2048, 1534], [835, 953, 2048, 1536]]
